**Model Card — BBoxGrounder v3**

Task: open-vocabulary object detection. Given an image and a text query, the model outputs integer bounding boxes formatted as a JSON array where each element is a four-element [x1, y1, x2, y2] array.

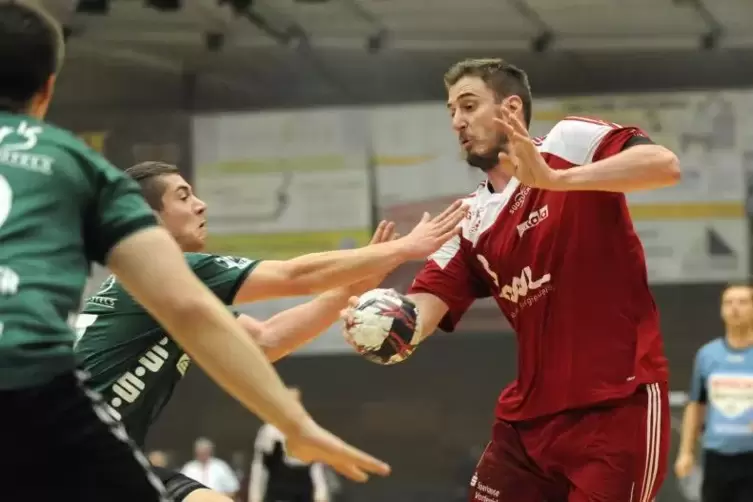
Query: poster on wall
[[192, 109, 372, 259], [535, 92, 751, 284]]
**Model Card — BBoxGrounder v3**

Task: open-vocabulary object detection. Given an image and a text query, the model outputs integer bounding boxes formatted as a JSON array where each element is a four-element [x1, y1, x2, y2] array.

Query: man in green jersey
[[0, 4, 402, 500], [75, 160, 465, 502]]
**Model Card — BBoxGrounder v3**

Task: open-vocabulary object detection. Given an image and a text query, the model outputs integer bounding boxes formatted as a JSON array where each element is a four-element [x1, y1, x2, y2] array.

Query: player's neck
[[486, 166, 513, 193], [725, 326, 753, 349]]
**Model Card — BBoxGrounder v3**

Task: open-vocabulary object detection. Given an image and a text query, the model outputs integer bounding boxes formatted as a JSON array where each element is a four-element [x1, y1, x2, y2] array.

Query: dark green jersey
[[0, 113, 157, 390], [74, 252, 258, 446]]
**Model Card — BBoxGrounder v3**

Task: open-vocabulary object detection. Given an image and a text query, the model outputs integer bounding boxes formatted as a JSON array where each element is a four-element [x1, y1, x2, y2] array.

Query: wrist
[[548, 168, 571, 191], [390, 236, 420, 261], [275, 402, 314, 439]]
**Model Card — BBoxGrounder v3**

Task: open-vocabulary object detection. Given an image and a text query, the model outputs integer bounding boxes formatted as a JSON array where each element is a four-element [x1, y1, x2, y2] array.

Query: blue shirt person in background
[[675, 283, 753, 502]]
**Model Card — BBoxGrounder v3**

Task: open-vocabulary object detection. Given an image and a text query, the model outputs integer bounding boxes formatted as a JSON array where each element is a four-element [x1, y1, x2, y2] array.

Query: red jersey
[[409, 117, 669, 422]]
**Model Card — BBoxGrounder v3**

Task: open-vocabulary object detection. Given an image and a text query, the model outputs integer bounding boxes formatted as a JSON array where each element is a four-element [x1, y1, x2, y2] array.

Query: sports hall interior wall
[[49, 49, 751, 502]]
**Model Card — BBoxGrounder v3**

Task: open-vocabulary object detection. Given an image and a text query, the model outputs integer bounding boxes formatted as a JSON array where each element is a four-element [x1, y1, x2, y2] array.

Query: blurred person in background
[[676, 283, 753, 502], [150, 450, 171, 469], [249, 388, 331, 502], [74, 161, 463, 501], [0, 3, 374, 502], [344, 57, 680, 502], [182, 438, 240, 498]]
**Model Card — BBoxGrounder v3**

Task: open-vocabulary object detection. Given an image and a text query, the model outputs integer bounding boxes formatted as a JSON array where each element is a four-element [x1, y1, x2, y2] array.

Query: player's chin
[[184, 235, 206, 252]]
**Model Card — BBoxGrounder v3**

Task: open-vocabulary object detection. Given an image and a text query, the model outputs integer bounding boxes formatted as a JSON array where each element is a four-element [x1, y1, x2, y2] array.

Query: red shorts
[[468, 383, 669, 502]]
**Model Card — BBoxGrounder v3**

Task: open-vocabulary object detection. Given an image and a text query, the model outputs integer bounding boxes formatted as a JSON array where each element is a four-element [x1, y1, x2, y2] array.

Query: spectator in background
[[181, 437, 240, 498], [676, 283, 753, 502], [249, 388, 330, 502]]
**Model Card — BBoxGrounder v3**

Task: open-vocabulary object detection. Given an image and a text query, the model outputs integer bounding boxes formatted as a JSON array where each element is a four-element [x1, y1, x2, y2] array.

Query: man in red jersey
[[345, 58, 680, 502]]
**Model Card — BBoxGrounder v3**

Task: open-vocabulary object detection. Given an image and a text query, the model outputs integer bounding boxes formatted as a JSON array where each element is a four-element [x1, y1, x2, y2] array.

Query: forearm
[[555, 145, 680, 193], [405, 292, 449, 344], [678, 402, 704, 457], [284, 240, 410, 294], [257, 289, 353, 362]]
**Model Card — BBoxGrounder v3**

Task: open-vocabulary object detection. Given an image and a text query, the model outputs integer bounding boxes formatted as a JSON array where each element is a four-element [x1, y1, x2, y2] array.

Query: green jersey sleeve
[[82, 153, 157, 265], [185, 253, 260, 304]]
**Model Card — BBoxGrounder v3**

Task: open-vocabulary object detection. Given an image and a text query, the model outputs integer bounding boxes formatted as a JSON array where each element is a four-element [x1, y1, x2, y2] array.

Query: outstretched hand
[[286, 417, 391, 483], [400, 200, 466, 260]]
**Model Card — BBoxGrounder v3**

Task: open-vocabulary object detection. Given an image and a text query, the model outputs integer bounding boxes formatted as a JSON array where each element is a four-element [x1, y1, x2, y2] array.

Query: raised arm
[[232, 202, 465, 303]]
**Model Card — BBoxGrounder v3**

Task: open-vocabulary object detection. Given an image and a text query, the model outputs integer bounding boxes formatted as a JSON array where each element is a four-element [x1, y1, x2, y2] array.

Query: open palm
[[494, 105, 561, 189]]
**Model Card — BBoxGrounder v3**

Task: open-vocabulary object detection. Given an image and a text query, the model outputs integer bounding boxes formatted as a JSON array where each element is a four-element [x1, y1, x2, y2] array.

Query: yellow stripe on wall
[[205, 229, 372, 260], [628, 202, 745, 221], [373, 155, 437, 167]]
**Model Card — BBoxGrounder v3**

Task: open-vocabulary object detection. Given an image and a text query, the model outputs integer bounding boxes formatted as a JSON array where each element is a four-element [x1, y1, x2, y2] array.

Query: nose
[[195, 198, 207, 214], [451, 112, 466, 133]]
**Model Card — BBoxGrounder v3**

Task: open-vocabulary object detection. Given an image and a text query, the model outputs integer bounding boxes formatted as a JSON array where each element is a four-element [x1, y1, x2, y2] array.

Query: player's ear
[[503, 95, 523, 117]]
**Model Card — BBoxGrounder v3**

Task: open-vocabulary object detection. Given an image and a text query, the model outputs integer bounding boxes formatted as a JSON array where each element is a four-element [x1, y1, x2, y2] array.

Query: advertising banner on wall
[[194, 90, 752, 353], [535, 92, 751, 284], [192, 109, 372, 259], [371, 91, 752, 285]]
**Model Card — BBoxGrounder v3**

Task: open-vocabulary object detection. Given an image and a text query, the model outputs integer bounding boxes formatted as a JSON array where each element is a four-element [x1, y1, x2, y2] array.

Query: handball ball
[[343, 288, 420, 365]]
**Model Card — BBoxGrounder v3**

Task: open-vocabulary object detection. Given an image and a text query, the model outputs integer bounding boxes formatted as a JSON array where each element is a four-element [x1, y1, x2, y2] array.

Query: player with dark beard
[[344, 58, 681, 502]]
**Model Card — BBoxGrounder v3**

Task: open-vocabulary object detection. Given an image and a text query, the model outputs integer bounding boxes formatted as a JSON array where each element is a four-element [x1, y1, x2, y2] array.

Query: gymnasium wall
[[49, 77, 753, 502]]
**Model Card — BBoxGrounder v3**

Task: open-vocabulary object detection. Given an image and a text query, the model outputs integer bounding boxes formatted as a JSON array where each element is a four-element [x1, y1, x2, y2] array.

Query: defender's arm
[[232, 202, 465, 304], [107, 227, 311, 435]]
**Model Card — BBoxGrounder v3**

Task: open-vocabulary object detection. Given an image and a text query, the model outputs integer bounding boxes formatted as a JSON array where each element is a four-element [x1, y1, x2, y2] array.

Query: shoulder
[[537, 116, 619, 165], [181, 460, 199, 472], [698, 338, 726, 360], [40, 123, 104, 174], [186, 252, 258, 279]]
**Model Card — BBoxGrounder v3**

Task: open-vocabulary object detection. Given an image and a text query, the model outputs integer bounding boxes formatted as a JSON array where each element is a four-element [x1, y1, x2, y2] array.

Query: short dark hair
[[0, 1, 65, 113], [444, 58, 533, 128], [125, 161, 180, 210]]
